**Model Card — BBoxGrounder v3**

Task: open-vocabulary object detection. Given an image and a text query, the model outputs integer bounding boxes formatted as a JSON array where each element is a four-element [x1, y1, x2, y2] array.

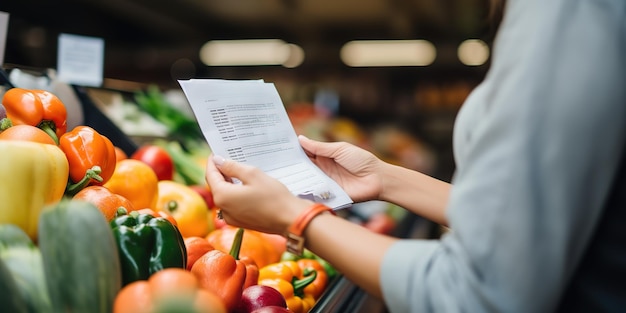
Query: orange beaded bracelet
[[286, 203, 335, 255]]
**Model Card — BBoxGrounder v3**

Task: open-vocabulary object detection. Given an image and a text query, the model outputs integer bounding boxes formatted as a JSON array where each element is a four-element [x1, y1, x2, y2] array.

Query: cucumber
[[0, 256, 28, 313], [0, 224, 51, 312], [38, 199, 122, 313]]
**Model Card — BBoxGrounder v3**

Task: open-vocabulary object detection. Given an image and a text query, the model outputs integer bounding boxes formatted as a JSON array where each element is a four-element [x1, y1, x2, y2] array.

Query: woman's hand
[[205, 155, 313, 235], [298, 135, 384, 203]]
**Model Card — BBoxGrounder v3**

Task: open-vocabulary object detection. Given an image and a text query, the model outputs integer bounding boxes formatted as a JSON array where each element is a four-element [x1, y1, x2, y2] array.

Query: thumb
[[298, 135, 342, 158], [212, 155, 255, 184]]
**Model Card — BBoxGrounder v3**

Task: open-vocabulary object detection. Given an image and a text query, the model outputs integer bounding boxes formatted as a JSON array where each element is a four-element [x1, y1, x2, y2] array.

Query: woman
[[205, 0, 626, 311]]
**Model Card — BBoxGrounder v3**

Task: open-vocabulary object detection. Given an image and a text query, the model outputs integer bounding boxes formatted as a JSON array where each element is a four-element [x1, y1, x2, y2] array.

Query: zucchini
[[0, 224, 51, 312], [38, 199, 122, 313], [0, 256, 28, 313]]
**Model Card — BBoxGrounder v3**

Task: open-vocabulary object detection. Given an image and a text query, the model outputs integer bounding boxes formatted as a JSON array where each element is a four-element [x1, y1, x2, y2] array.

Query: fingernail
[[213, 155, 226, 166]]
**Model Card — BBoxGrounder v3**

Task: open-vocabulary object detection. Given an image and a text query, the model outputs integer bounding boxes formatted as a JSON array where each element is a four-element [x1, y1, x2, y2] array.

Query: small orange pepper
[[191, 228, 251, 312], [297, 258, 328, 300], [60, 125, 116, 196], [2, 88, 67, 144]]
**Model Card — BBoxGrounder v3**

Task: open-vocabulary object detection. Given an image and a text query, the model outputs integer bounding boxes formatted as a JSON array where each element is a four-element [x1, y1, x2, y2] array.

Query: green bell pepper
[[110, 208, 187, 286]]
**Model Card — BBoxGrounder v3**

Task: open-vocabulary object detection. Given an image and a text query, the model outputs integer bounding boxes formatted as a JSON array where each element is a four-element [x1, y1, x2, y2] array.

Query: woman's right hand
[[298, 135, 384, 202]]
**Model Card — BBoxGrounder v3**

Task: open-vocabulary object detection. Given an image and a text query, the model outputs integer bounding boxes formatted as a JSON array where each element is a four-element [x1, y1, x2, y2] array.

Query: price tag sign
[[0, 11, 9, 66], [57, 33, 104, 87]]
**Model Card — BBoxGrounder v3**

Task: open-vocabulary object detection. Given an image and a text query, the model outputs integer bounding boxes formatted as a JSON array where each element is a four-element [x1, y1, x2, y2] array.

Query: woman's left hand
[[205, 154, 312, 235]]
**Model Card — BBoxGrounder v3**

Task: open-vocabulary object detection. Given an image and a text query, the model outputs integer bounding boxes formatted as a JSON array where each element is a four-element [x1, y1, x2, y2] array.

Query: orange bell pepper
[[72, 185, 136, 221], [258, 261, 318, 313], [113, 268, 226, 313], [207, 225, 283, 268], [104, 159, 159, 211], [297, 258, 328, 300], [2, 88, 67, 144], [191, 228, 255, 312], [60, 126, 117, 196], [241, 256, 259, 290]]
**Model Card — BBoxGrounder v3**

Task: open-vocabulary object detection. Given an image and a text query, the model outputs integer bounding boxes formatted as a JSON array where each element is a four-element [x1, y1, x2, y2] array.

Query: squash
[[0, 224, 52, 312], [0, 257, 28, 313], [38, 199, 122, 313]]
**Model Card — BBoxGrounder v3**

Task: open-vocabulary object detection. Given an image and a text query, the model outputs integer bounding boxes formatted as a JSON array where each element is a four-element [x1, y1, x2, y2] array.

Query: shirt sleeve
[[380, 0, 626, 312]]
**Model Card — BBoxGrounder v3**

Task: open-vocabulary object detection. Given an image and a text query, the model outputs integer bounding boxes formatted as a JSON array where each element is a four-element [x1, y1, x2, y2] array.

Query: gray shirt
[[380, 0, 626, 312]]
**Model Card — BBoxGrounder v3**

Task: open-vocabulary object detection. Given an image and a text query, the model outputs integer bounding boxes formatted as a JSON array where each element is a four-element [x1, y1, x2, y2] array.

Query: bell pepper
[[191, 228, 256, 312], [258, 261, 318, 313], [296, 259, 328, 300], [155, 180, 212, 238], [0, 141, 69, 240], [104, 159, 159, 212], [207, 225, 283, 268], [72, 185, 136, 222], [109, 208, 187, 286], [60, 125, 117, 196], [281, 249, 339, 281], [2, 88, 67, 144]]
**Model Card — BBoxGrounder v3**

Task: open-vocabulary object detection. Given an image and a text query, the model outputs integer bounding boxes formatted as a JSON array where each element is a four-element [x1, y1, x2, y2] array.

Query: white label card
[[0, 11, 9, 66], [57, 33, 104, 87]]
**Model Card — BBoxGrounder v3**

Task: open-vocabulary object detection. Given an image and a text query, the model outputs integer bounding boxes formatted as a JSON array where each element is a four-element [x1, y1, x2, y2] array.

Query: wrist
[[285, 202, 335, 255]]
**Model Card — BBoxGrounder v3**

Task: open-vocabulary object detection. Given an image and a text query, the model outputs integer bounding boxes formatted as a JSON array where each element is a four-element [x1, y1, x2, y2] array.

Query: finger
[[211, 154, 258, 185], [298, 134, 321, 157], [299, 135, 343, 158], [205, 155, 227, 187]]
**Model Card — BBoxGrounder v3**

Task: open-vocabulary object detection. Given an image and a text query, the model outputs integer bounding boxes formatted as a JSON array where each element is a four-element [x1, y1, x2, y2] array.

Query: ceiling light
[[458, 39, 490, 66], [282, 44, 305, 68], [340, 40, 436, 67], [199, 39, 291, 66]]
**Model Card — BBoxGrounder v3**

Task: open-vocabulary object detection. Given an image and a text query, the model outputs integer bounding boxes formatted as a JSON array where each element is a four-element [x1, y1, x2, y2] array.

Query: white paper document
[[178, 79, 353, 210]]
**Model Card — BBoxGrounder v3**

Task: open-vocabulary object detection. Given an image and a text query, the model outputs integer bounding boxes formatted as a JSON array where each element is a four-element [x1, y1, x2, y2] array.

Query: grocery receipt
[[178, 79, 353, 210]]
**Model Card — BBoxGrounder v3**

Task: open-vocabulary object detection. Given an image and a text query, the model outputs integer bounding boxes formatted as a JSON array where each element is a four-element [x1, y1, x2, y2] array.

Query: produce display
[[0, 84, 413, 312], [0, 87, 346, 313]]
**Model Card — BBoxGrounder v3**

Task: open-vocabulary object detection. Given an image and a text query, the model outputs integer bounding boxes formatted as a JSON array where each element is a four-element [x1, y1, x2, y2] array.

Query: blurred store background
[[0, 0, 497, 184], [1, 0, 497, 181]]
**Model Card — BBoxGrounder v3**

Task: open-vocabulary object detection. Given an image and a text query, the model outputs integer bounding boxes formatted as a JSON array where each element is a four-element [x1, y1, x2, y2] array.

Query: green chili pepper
[[110, 208, 187, 286]]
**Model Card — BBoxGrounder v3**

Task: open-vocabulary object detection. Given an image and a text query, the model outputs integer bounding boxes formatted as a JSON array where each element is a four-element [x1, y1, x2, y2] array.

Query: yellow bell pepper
[[258, 261, 319, 313], [0, 141, 69, 239], [155, 180, 213, 238]]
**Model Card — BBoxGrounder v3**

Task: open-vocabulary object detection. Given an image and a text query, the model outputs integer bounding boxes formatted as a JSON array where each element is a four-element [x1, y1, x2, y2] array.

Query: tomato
[[155, 180, 213, 238], [363, 212, 396, 235], [189, 184, 216, 209], [131, 145, 174, 181]]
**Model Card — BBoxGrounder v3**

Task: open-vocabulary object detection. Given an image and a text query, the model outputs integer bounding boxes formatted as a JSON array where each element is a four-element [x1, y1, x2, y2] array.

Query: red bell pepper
[[60, 125, 117, 196]]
